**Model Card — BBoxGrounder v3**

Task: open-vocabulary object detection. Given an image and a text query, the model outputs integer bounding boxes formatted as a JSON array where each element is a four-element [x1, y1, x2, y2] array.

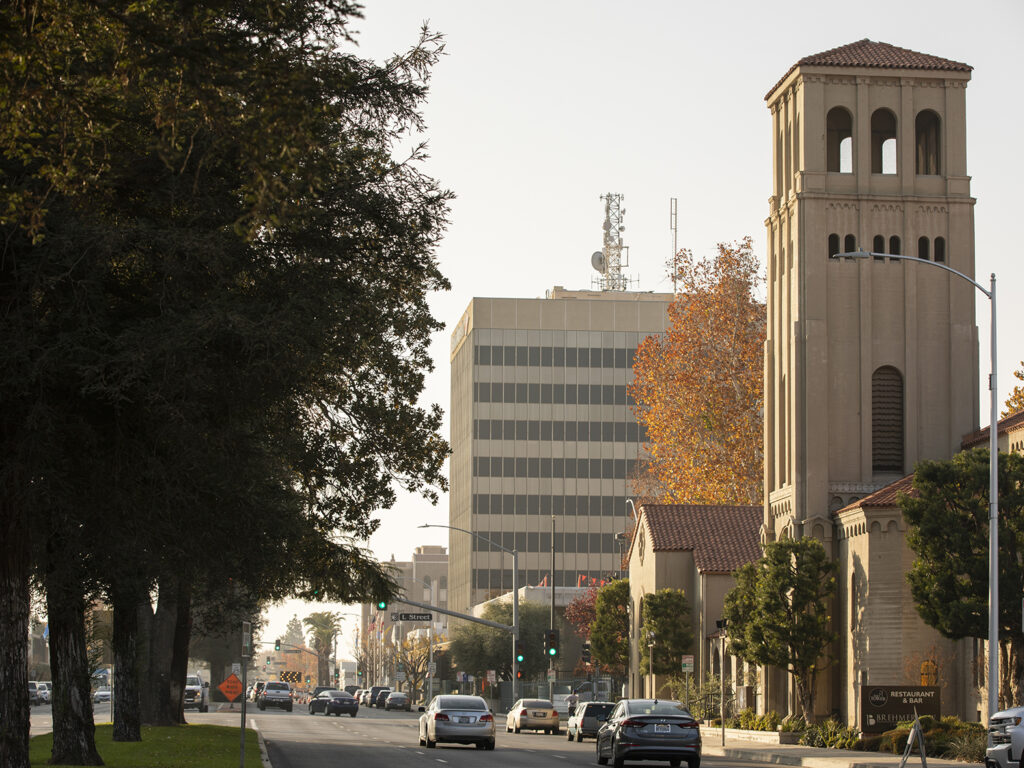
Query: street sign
[[231, 663, 241, 677], [399, 612, 432, 621], [680, 654, 694, 674], [218, 673, 244, 702], [486, 670, 496, 684], [547, 669, 556, 682], [395, 671, 406, 682], [428, 662, 436, 674], [280, 670, 301, 683], [391, 613, 400, 621]]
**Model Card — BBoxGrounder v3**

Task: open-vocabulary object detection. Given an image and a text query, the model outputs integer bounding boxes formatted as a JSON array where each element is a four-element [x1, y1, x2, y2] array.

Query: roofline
[[766, 62, 971, 103]]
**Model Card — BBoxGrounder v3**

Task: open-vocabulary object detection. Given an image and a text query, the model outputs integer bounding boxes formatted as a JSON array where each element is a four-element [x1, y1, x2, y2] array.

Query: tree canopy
[[629, 238, 765, 505], [1005, 362, 1024, 417], [723, 538, 836, 721], [449, 602, 553, 681], [900, 448, 1024, 705], [639, 588, 693, 680], [589, 579, 630, 674]]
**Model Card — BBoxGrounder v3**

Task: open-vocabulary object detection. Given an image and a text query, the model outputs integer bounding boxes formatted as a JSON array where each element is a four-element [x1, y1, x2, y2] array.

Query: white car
[[418, 694, 495, 750], [93, 687, 111, 703], [36, 682, 51, 704]]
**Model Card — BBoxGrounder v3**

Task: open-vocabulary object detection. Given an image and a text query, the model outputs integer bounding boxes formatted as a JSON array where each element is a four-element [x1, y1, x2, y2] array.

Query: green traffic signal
[[376, 599, 387, 610], [274, 639, 281, 651], [547, 646, 557, 657]]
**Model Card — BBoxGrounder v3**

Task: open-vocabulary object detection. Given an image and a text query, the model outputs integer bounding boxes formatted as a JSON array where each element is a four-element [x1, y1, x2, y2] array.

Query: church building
[[762, 39, 981, 723]]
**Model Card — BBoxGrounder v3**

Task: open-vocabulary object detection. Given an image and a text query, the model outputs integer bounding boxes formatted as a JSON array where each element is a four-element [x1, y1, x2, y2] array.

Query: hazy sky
[[263, 0, 1024, 652]]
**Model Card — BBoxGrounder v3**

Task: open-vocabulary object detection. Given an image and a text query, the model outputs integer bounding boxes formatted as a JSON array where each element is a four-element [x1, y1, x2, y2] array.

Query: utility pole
[[550, 514, 556, 679]]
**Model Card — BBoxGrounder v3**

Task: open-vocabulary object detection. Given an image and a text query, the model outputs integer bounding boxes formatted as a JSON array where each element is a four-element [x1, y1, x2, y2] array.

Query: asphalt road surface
[[201, 704, 776, 768]]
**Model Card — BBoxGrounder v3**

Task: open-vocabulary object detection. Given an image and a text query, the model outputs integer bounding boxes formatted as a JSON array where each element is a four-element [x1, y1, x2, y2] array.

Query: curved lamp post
[[419, 523, 520, 701], [833, 249, 998, 716]]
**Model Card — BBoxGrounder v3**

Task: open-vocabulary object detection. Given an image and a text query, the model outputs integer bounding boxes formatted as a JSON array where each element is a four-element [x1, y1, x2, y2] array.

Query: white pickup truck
[[987, 705, 1024, 768]]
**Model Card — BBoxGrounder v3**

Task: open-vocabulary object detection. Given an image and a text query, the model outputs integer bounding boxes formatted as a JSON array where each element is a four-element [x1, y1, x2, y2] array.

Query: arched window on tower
[[934, 236, 946, 263], [871, 109, 898, 174], [889, 236, 901, 256], [873, 235, 885, 260], [916, 110, 941, 175], [918, 236, 930, 260], [844, 234, 857, 253], [828, 233, 840, 258], [872, 366, 904, 474], [827, 107, 853, 173]]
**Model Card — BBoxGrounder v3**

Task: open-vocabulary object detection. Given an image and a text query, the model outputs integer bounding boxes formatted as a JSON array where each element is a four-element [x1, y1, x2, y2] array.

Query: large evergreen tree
[[589, 579, 630, 674], [1, 2, 450, 763]]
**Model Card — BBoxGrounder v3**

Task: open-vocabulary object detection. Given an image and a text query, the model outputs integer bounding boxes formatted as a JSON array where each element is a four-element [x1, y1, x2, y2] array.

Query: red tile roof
[[961, 409, 1024, 450], [639, 504, 762, 574], [767, 39, 972, 100], [835, 474, 916, 515]]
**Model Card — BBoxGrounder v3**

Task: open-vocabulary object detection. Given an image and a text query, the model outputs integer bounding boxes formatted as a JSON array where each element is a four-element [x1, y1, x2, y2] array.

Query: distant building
[[447, 287, 673, 614]]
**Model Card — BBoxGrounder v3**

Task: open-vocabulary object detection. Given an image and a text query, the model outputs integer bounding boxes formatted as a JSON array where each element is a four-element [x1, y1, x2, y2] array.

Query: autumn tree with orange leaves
[[629, 238, 765, 505], [1005, 361, 1024, 417]]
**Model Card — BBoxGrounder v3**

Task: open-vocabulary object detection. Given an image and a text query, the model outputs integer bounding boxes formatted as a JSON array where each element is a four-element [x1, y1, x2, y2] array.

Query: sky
[[262, 0, 1024, 654]]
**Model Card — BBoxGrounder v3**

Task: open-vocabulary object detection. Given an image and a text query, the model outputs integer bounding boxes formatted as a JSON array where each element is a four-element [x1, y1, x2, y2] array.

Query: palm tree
[[303, 612, 342, 687]]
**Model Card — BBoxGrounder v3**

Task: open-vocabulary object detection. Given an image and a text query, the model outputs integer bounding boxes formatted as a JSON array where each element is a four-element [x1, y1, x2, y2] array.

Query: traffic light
[[582, 642, 592, 663], [357, 668, 363, 678], [544, 629, 559, 657], [376, 599, 387, 610], [305, 675, 311, 684], [516, 670, 524, 680], [515, 641, 525, 664], [265, 656, 271, 667], [334, 669, 340, 681], [274, 638, 281, 651]]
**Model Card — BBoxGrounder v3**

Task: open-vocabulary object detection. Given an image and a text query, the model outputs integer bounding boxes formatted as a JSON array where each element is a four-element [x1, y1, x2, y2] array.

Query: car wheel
[[309, 706, 315, 714], [688, 758, 700, 768], [576, 730, 583, 742], [613, 755, 624, 768], [201, 705, 208, 713], [567, 728, 573, 741], [350, 712, 357, 718], [552, 728, 560, 735], [670, 760, 681, 767], [286, 705, 293, 712], [514, 722, 521, 734], [425, 734, 436, 749], [258, 704, 265, 711], [485, 739, 496, 750], [597, 738, 609, 766], [506, 723, 512, 733]]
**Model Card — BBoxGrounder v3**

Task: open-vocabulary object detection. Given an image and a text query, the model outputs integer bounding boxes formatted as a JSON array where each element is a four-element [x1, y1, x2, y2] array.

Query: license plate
[[458, 716, 470, 724], [656, 723, 671, 733], [533, 712, 547, 717]]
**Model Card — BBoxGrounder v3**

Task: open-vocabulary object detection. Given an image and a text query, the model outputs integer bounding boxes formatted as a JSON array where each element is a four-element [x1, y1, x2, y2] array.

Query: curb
[[255, 724, 272, 768], [701, 743, 981, 768]]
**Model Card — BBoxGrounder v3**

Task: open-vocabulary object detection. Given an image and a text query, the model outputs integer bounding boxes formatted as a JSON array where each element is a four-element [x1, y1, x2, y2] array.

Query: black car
[[596, 699, 701, 768], [368, 685, 390, 708], [384, 691, 411, 711], [309, 689, 358, 717], [373, 689, 392, 708]]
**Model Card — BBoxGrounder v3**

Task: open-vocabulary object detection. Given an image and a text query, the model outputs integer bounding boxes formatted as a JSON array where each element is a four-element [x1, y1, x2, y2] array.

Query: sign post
[[680, 655, 694, 709], [240, 620, 251, 768]]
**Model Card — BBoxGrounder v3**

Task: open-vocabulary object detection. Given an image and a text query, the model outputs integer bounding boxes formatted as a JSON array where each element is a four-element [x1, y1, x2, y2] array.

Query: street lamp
[[419, 523, 520, 701], [833, 249, 998, 716]]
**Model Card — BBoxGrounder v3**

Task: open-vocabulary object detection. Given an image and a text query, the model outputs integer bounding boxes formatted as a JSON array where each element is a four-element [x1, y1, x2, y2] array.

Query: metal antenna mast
[[670, 197, 679, 293], [591, 193, 634, 291]]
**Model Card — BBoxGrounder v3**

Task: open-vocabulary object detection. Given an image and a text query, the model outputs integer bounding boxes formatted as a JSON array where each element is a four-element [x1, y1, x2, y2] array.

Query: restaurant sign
[[861, 686, 940, 733]]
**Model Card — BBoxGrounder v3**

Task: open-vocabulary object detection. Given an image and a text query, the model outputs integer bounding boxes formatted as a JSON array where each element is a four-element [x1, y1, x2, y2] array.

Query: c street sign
[[399, 612, 432, 621]]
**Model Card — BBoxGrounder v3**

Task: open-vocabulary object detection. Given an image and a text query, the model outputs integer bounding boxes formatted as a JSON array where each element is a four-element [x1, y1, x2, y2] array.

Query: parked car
[[418, 694, 495, 750], [258, 681, 293, 712], [183, 673, 209, 712], [358, 689, 372, 705], [385, 691, 411, 711], [309, 689, 358, 717], [595, 698, 701, 768], [506, 698, 560, 734], [369, 686, 391, 708], [93, 687, 111, 704], [987, 704, 1024, 768], [36, 682, 52, 705], [28, 681, 40, 706], [566, 701, 614, 742]]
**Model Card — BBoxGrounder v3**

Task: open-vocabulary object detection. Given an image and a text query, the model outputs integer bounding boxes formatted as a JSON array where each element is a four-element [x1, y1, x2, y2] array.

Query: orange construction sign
[[217, 673, 244, 702]]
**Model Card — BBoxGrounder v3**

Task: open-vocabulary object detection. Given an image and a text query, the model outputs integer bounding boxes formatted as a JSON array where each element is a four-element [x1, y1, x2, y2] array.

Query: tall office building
[[448, 287, 673, 613]]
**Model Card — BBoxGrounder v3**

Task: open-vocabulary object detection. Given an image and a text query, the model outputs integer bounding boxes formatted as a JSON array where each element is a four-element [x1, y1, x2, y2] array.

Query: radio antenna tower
[[590, 193, 635, 291]]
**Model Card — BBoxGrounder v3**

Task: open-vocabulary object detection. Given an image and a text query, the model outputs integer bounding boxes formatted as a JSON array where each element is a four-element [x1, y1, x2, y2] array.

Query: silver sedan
[[418, 694, 496, 750]]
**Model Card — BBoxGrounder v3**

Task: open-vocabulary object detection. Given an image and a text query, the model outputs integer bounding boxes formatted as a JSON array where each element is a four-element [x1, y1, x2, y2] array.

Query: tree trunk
[[139, 575, 178, 727], [168, 575, 192, 724], [0, 498, 31, 768], [795, 670, 815, 723], [110, 587, 142, 742], [46, 563, 103, 765], [1001, 637, 1024, 710]]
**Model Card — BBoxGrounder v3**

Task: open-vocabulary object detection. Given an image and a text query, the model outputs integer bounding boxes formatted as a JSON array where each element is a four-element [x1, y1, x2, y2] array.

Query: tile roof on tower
[[767, 39, 972, 100], [834, 474, 916, 515], [639, 504, 761, 574]]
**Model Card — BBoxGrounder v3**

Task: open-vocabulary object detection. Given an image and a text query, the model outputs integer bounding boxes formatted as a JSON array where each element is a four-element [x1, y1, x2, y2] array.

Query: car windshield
[[628, 700, 692, 717], [585, 703, 614, 716], [265, 683, 288, 691], [388, 692, 408, 698], [321, 690, 344, 697], [185, 676, 201, 686], [523, 699, 553, 708], [438, 696, 486, 710]]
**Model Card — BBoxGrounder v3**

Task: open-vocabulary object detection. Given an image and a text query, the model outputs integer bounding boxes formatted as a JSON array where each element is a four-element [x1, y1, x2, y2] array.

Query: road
[[200, 703, 779, 768]]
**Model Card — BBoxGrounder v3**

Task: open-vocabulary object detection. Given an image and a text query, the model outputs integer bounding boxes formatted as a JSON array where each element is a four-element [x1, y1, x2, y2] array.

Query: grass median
[[31, 724, 263, 768]]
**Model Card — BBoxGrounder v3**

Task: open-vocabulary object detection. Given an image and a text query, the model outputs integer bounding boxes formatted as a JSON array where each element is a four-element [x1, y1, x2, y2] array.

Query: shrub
[[800, 718, 859, 749], [779, 715, 807, 733], [943, 731, 986, 763]]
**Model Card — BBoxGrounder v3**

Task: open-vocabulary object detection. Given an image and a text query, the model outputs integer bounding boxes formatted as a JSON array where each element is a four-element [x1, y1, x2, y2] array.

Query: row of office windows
[[473, 382, 633, 406], [474, 345, 637, 369], [473, 418, 647, 444], [472, 531, 620, 555], [473, 493, 630, 516], [474, 569, 618, 590], [473, 456, 638, 480], [828, 233, 946, 263]]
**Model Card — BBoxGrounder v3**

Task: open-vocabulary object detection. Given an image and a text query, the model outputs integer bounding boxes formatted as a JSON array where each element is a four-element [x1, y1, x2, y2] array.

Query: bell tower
[[763, 40, 978, 715]]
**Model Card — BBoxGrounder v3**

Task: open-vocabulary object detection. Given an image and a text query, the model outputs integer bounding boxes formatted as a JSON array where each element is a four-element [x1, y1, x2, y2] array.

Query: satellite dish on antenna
[[591, 251, 606, 272]]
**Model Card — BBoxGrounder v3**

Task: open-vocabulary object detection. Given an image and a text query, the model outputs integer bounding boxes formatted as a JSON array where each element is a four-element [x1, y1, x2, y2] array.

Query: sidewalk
[[699, 729, 981, 768]]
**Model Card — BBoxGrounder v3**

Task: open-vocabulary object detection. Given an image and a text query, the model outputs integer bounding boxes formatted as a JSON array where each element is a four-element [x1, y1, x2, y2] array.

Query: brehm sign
[[861, 686, 940, 733]]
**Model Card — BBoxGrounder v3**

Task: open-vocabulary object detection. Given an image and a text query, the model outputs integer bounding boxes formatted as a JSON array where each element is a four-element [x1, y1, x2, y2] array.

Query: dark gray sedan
[[596, 699, 701, 768], [308, 689, 358, 717]]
